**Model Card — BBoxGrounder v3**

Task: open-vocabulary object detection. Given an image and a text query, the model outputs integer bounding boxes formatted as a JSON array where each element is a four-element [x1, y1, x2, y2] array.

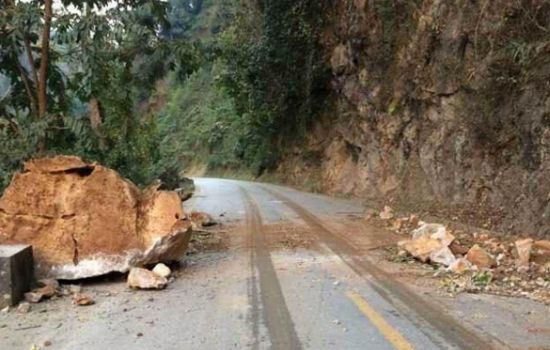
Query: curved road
[[185, 178, 502, 350], [6, 178, 550, 349]]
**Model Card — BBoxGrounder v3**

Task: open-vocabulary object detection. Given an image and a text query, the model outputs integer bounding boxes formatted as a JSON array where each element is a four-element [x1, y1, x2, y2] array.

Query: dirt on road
[[2, 178, 550, 350]]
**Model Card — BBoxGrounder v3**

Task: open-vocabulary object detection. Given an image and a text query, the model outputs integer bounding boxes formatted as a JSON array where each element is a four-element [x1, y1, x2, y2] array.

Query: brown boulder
[[0, 156, 192, 279], [466, 244, 496, 269]]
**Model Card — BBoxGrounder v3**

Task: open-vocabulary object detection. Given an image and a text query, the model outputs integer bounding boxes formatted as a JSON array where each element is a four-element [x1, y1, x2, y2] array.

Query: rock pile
[[0, 156, 193, 279], [386, 208, 550, 303]]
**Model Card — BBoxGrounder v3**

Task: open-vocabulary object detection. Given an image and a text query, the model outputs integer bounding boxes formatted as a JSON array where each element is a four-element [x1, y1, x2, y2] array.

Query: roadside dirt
[[260, 185, 499, 349]]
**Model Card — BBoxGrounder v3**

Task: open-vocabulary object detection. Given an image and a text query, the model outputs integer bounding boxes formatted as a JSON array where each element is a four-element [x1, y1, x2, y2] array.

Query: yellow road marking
[[346, 290, 415, 350]]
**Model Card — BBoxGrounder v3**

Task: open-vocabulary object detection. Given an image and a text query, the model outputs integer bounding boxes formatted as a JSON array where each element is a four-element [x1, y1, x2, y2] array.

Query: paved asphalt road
[[5, 178, 550, 349], [183, 178, 500, 350]]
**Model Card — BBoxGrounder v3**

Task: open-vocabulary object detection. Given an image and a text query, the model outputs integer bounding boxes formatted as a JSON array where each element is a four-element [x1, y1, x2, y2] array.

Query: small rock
[[333, 319, 340, 325], [66, 285, 82, 295], [137, 332, 144, 338], [1, 306, 9, 313], [73, 294, 95, 306], [393, 219, 404, 231], [411, 223, 449, 241], [449, 241, 469, 256], [38, 279, 60, 290], [176, 190, 193, 202], [474, 233, 489, 241], [333, 281, 340, 286], [25, 292, 44, 304], [430, 247, 456, 266], [25, 285, 57, 303], [466, 244, 496, 269], [379, 206, 394, 220], [152, 263, 172, 278], [447, 258, 475, 274], [515, 238, 534, 269], [44, 341, 52, 347], [400, 224, 454, 263], [189, 212, 217, 228], [534, 240, 550, 251], [17, 302, 31, 314], [127, 267, 168, 290], [408, 215, 420, 228]]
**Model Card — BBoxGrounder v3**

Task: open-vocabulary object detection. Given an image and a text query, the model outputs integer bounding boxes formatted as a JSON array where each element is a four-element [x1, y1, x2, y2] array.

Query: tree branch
[[23, 37, 39, 90], [15, 57, 38, 112], [37, 0, 53, 153]]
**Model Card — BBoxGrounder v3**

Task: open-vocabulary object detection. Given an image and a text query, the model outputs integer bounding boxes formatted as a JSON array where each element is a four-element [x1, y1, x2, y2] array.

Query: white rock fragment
[[379, 206, 394, 220], [152, 263, 172, 278], [127, 267, 168, 290]]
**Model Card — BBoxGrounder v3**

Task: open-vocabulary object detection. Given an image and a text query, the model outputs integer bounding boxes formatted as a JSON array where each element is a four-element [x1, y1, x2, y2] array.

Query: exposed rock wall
[[279, 0, 550, 237]]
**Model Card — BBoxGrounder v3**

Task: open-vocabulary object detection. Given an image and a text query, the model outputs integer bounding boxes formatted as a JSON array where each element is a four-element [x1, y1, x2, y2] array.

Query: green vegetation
[[0, 0, 331, 191], [157, 0, 331, 176], [0, 0, 195, 190]]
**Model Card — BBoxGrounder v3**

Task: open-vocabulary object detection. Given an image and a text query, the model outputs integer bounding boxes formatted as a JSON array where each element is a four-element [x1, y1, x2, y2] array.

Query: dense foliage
[[0, 0, 331, 192], [0, 0, 195, 190], [157, 0, 331, 176]]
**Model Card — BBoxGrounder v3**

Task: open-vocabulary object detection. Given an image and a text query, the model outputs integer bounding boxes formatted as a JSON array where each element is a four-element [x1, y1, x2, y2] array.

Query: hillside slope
[[277, 0, 550, 237]]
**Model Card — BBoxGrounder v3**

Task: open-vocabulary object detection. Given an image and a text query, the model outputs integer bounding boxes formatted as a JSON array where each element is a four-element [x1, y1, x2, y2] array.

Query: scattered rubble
[[127, 267, 168, 290], [0, 156, 193, 279], [387, 212, 550, 304]]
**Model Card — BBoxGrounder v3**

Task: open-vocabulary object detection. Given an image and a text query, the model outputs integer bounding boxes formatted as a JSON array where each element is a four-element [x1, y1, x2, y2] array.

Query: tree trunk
[[37, 0, 53, 154]]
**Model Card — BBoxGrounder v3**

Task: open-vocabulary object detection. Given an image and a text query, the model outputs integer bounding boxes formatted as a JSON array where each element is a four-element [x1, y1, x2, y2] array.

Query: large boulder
[[0, 156, 192, 279]]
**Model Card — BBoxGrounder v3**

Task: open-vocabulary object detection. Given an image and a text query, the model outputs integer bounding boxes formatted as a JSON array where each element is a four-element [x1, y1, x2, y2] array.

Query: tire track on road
[[239, 186, 302, 350], [261, 185, 505, 350]]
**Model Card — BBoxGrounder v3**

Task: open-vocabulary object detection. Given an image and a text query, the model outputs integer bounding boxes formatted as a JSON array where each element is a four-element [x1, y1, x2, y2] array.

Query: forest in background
[[0, 0, 329, 192]]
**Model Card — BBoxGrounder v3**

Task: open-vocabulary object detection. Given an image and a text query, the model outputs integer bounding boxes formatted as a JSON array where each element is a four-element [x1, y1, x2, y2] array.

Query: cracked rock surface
[[0, 156, 192, 279]]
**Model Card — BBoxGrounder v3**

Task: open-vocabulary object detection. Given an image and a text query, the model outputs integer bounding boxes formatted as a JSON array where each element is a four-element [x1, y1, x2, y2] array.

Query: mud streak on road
[[240, 186, 303, 350], [261, 185, 506, 350]]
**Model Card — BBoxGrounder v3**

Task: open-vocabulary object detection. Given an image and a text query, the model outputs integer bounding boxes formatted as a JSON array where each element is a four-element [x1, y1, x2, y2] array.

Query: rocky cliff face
[[279, 0, 550, 237]]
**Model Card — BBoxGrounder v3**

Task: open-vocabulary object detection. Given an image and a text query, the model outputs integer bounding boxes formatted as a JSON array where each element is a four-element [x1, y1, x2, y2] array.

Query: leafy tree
[[217, 0, 331, 175]]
